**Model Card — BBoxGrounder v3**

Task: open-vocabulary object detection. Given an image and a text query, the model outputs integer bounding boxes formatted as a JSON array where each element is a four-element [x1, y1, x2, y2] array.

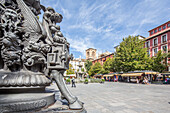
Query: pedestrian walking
[[71, 77, 76, 87]]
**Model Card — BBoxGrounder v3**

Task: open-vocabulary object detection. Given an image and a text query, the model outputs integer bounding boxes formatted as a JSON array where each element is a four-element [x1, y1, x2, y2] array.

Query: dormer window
[[158, 27, 161, 31], [151, 31, 153, 35], [163, 25, 166, 30], [168, 23, 170, 27], [154, 29, 157, 33]]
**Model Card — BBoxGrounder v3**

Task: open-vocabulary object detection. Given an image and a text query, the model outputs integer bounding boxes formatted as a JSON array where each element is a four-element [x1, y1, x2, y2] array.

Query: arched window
[[87, 52, 90, 57], [92, 51, 95, 57]]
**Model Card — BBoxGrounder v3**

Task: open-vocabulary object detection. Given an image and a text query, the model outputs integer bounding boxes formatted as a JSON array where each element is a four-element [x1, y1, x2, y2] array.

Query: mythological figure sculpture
[[0, 0, 84, 112]]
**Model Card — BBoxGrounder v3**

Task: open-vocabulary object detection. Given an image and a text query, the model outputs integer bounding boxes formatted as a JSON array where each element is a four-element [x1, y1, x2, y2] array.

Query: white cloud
[[61, 8, 72, 20], [39, 0, 170, 58], [66, 34, 94, 57]]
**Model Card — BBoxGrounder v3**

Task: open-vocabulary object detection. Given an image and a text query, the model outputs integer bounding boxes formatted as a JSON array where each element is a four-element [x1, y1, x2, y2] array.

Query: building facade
[[86, 48, 97, 61], [144, 21, 170, 71], [69, 58, 86, 72], [92, 53, 114, 65]]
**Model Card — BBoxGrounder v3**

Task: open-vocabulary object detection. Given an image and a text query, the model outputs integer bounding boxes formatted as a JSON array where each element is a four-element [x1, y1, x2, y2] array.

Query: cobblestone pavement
[[48, 82, 170, 113]]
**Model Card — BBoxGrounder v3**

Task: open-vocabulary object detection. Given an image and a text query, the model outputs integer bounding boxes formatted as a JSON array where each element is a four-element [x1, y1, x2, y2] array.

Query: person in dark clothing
[[71, 77, 76, 87]]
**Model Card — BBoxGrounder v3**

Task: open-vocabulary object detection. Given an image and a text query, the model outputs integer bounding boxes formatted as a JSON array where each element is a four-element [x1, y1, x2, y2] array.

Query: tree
[[152, 50, 166, 72], [102, 57, 112, 74], [103, 58, 111, 72], [115, 35, 153, 72], [110, 57, 117, 72], [98, 68, 107, 74], [81, 68, 85, 72], [66, 64, 75, 75], [85, 60, 92, 73], [88, 62, 102, 76]]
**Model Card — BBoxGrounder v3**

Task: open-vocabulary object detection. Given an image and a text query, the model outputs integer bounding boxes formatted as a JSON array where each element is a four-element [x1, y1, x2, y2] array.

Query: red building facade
[[92, 53, 114, 65], [144, 21, 170, 71]]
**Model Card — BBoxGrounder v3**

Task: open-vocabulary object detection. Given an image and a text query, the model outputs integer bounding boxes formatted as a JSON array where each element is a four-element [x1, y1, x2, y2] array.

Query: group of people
[[143, 77, 149, 85], [136, 77, 150, 84]]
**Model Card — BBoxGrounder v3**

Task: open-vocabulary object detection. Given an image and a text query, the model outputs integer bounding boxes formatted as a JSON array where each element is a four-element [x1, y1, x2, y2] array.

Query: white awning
[[121, 73, 143, 77]]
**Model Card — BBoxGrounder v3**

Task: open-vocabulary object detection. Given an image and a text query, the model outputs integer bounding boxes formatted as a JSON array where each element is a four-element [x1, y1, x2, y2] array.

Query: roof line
[[145, 27, 170, 40], [148, 20, 170, 32]]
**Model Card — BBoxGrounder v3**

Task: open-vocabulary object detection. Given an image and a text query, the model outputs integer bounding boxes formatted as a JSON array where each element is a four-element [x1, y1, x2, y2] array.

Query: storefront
[[121, 73, 144, 83], [94, 74, 103, 79], [120, 71, 159, 84], [103, 73, 119, 82], [161, 73, 170, 84]]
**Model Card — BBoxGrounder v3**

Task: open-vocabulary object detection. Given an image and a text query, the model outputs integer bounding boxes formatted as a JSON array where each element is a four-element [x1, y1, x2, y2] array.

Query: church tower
[[86, 48, 96, 61]]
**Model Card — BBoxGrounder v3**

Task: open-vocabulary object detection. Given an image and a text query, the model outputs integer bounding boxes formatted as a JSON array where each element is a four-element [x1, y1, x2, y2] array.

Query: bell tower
[[86, 48, 96, 61]]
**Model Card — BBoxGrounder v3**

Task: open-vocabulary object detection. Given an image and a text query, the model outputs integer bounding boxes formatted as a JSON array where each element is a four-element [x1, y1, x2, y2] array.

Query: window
[[163, 25, 166, 30], [158, 27, 161, 31], [162, 45, 167, 53], [154, 29, 157, 33], [161, 34, 167, 43], [145, 41, 150, 48], [151, 31, 153, 35], [92, 51, 95, 57], [147, 49, 150, 56], [153, 48, 158, 56], [168, 23, 170, 27], [153, 38, 158, 46]]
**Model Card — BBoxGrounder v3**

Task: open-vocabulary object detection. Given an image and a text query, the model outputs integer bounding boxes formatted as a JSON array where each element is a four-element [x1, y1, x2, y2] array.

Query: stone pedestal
[[0, 92, 55, 112], [0, 71, 55, 112]]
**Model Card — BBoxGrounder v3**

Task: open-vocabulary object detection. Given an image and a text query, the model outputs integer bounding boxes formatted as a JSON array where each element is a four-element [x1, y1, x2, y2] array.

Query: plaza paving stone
[[47, 82, 170, 113]]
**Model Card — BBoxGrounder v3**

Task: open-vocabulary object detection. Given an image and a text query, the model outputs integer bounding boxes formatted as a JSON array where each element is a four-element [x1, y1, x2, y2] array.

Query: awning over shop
[[103, 73, 121, 77], [144, 72, 159, 74], [94, 74, 103, 77], [161, 73, 170, 76], [115, 74, 122, 76], [103, 74, 114, 77], [64, 74, 76, 77], [121, 73, 143, 77]]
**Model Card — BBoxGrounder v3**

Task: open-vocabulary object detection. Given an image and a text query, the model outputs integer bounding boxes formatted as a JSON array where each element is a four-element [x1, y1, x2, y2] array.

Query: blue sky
[[40, 0, 170, 59]]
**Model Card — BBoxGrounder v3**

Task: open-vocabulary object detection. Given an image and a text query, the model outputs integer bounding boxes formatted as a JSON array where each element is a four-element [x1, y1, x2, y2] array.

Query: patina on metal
[[0, 0, 84, 112]]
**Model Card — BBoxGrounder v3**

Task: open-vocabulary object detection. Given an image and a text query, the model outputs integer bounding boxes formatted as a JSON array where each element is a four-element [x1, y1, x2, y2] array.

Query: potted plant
[[84, 78, 88, 84], [66, 78, 71, 84], [100, 79, 105, 83]]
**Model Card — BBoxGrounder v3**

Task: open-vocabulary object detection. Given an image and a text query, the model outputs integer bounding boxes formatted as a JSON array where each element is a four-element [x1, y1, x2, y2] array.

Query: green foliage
[[79, 79, 84, 83], [101, 79, 105, 82], [103, 58, 111, 71], [102, 57, 116, 74], [81, 68, 85, 72], [85, 60, 92, 73], [110, 57, 117, 72], [88, 62, 102, 76], [98, 68, 107, 74], [115, 35, 152, 72], [66, 64, 75, 75], [84, 78, 88, 83], [66, 78, 71, 83], [89, 78, 102, 83], [152, 50, 166, 72]]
